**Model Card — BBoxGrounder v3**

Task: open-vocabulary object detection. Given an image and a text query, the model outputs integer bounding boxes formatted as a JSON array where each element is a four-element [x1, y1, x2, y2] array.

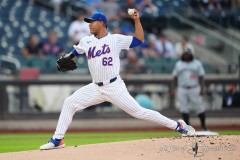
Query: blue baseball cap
[[84, 12, 108, 25]]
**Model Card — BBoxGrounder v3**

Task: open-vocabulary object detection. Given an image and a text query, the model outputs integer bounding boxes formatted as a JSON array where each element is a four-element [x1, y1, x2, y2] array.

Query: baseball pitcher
[[40, 9, 195, 150]]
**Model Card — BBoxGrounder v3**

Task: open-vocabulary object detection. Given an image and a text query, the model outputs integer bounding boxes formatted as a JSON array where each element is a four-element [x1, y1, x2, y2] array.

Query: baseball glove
[[56, 53, 77, 72]]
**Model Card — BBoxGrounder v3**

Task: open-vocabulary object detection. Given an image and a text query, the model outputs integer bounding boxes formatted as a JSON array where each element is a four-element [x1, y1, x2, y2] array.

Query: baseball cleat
[[175, 119, 196, 136], [40, 138, 65, 150]]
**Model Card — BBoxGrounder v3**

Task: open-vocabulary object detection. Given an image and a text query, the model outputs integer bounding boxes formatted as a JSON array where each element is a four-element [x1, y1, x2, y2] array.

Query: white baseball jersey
[[52, 33, 178, 140], [172, 59, 205, 87], [74, 33, 132, 83]]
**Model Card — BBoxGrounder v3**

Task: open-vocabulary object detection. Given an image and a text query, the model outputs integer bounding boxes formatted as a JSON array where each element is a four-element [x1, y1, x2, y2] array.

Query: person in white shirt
[[175, 36, 195, 57], [68, 12, 90, 44], [155, 33, 176, 58]]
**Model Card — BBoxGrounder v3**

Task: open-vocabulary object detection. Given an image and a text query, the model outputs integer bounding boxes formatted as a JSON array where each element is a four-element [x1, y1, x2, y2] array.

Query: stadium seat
[[45, 56, 58, 73], [17, 56, 29, 68], [27, 56, 47, 73], [76, 55, 89, 74]]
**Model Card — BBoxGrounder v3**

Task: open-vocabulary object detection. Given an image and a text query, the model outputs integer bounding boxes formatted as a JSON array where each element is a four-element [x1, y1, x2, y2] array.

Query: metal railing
[[171, 12, 240, 56]]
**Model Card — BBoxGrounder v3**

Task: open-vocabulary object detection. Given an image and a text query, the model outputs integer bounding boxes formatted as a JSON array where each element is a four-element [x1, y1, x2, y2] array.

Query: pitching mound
[[0, 135, 239, 160]]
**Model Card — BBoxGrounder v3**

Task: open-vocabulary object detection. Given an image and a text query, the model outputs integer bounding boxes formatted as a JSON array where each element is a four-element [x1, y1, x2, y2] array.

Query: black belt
[[96, 77, 117, 86], [182, 85, 198, 89]]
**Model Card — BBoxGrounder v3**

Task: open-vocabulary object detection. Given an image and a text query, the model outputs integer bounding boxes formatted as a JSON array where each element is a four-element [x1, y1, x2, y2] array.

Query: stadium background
[[0, 0, 240, 132]]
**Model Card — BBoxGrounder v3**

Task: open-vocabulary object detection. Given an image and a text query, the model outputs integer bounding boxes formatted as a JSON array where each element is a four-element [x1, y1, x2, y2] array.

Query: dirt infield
[[0, 135, 239, 160]]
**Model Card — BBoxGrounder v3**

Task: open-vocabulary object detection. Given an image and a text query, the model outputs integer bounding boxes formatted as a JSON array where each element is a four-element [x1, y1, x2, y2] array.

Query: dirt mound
[[0, 135, 239, 160]]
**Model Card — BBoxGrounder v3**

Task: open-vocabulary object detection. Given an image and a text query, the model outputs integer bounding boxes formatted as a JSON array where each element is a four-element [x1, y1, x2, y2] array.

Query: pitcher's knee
[[63, 97, 73, 107], [62, 97, 77, 110], [63, 96, 85, 111]]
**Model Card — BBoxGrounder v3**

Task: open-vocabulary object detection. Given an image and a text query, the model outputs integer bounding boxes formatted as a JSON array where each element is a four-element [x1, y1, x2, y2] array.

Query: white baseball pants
[[53, 77, 177, 139]]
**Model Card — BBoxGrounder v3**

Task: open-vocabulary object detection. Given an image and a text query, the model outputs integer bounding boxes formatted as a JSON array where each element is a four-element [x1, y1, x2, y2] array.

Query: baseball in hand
[[128, 8, 135, 16]]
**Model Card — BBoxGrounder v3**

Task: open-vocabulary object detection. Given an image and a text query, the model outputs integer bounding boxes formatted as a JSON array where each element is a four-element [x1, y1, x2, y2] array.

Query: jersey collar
[[94, 33, 109, 39]]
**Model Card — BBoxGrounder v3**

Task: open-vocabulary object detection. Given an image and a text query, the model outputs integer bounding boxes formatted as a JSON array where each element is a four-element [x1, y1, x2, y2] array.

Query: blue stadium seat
[[17, 56, 29, 68], [27, 56, 47, 73], [76, 55, 89, 74], [45, 56, 58, 73]]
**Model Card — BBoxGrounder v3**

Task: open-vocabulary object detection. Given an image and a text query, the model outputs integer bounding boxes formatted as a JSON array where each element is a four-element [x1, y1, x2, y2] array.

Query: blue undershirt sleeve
[[71, 49, 80, 57], [129, 36, 143, 48]]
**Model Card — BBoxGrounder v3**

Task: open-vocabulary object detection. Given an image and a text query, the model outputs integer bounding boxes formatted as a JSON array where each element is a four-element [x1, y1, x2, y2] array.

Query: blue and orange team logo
[[88, 44, 110, 59]]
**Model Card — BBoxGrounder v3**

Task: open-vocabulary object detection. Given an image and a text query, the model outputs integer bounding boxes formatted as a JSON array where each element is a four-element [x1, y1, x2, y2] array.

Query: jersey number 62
[[102, 57, 113, 66]]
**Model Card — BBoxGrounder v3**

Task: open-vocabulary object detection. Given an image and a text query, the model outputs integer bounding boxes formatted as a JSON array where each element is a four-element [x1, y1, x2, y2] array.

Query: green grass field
[[0, 130, 239, 153]]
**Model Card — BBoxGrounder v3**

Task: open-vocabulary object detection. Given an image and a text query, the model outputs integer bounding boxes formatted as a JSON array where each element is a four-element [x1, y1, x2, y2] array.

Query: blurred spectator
[[140, 34, 158, 58], [121, 26, 132, 35], [190, 0, 201, 10], [68, 12, 90, 44], [24, 34, 40, 56], [21, 47, 31, 58], [51, 0, 64, 15], [102, 0, 120, 22], [222, 84, 240, 108], [234, 0, 240, 11], [175, 36, 195, 57], [84, 0, 104, 12], [232, 0, 240, 27], [147, 39, 159, 57], [136, 0, 158, 15], [120, 0, 136, 19], [111, 26, 121, 34], [38, 30, 64, 57], [200, 0, 221, 13], [200, 0, 225, 24], [123, 50, 146, 73], [189, 0, 232, 27], [155, 33, 175, 58], [218, 0, 232, 27], [220, 0, 231, 11]]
